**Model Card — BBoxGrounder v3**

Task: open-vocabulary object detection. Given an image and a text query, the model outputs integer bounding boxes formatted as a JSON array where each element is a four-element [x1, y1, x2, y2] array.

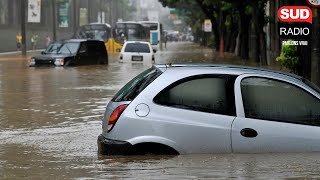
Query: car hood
[[32, 54, 73, 60]]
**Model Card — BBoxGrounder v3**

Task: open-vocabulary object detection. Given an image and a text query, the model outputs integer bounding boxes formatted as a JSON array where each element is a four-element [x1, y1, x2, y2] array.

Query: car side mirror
[[41, 51, 46, 55], [153, 49, 157, 53]]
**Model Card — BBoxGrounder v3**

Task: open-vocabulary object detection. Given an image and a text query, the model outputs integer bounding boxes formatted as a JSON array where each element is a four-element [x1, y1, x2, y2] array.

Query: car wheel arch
[[64, 57, 72, 66], [127, 136, 183, 154]]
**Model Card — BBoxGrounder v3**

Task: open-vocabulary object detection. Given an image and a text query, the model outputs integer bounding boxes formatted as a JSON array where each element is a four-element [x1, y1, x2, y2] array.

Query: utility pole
[[21, 0, 27, 56], [52, 0, 57, 41], [311, 8, 320, 86], [110, 0, 114, 26], [100, 0, 103, 23], [87, 0, 90, 23], [73, 0, 77, 33]]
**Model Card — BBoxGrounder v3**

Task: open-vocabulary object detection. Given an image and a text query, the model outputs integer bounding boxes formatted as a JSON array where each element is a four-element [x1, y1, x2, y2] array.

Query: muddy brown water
[[1, 42, 319, 179]]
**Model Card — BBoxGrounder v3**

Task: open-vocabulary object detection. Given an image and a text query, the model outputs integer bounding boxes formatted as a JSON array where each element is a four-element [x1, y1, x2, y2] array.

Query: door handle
[[240, 128, 258, 138]]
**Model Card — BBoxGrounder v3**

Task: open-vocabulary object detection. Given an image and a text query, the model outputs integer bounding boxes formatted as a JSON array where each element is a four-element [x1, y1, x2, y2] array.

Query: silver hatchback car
[[98, 64, 320, 155]]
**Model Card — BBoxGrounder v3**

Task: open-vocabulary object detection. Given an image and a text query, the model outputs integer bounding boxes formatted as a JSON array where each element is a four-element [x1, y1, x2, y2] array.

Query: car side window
[[241, 77, 320, 125], [79, 43, 87, 55], [154, 75, 236, 116]]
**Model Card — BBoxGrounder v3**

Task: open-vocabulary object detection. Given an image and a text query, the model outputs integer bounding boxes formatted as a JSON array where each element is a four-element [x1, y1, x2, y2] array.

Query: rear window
[[112, 67, 162, 102], [124, 43, 150, 53]]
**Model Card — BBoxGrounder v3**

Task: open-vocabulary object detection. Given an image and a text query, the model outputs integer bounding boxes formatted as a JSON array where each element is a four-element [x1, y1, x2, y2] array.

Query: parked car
[[119, 41, 155, 63], [98, 64, 320, 155], [29, 39, 108, 67]]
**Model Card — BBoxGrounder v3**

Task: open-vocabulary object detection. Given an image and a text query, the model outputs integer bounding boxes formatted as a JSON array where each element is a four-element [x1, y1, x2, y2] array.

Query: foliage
[[276, 40, 300, 74]]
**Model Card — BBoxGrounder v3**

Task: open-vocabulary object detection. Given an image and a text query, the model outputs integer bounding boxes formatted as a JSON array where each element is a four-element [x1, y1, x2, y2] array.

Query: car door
[[232, 74, 320, 153], [87, 41, 104, 64], [150, 75, 237, 154], [78, 42, 89, 65]]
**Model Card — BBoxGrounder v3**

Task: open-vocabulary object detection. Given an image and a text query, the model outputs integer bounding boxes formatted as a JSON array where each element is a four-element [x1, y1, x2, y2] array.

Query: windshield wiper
[[65, 45, 72, 54]]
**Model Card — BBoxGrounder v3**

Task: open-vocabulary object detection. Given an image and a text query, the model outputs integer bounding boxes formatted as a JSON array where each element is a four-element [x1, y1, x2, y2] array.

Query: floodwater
[[1, 42, 320, 179]]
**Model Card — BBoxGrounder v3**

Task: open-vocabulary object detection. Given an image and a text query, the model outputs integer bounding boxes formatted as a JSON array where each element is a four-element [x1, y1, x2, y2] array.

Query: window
[[112, 67, 162, 102], [0, 0, 8, 25], [58, 42, 80, 54], [124, 43, 150, 53], [45, 42, 62, 54], [154, 75, 236, 116], [241, 77, 320, 125]]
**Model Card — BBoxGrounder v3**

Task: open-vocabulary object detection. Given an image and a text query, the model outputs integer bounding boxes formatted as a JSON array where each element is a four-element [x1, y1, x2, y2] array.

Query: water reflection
[[95, 153, 320, 179]]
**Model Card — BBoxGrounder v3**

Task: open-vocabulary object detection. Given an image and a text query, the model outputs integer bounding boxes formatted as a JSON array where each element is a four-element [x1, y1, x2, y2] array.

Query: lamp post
[[311, 8, 320, 86], [52, 0, 57, 41], [21, 0, 26, 56]]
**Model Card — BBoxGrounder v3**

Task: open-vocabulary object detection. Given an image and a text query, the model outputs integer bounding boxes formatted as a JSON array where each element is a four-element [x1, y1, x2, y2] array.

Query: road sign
[[204, 19, 212, 32]]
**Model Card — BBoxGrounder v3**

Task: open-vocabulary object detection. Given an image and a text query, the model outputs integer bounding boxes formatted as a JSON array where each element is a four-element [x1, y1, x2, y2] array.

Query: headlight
[[54, 58, 64, 66], [29, 58, 35, 66]]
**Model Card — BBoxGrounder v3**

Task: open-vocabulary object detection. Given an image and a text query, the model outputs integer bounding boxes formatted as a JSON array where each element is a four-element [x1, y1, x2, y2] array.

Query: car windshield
[[57, 42, 80, 54], [124, 43, 150, 53], [44, 42, 62, 54], [112, 66, 162, 102]]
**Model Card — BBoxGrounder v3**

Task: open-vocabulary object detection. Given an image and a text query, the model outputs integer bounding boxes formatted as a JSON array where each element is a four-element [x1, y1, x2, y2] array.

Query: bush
[[276, 40, 300, 74]]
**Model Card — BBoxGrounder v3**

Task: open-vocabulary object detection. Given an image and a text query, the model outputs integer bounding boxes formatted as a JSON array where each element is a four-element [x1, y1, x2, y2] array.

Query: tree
[[159, 0, 268, 61]]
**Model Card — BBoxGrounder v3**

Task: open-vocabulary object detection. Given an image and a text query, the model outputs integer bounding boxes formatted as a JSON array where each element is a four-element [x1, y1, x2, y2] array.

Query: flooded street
[[1, 42, 320, 179]]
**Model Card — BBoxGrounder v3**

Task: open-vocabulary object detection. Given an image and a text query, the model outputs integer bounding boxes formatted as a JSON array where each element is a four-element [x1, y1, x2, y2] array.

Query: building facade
[[0, 0, 123, 52]]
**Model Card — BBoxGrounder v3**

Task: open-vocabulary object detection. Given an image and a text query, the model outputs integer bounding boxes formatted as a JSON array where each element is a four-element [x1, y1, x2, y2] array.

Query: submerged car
[[119, 41, 155, 63], [30, 39, 108, 66], [98, 64, 320, 155]]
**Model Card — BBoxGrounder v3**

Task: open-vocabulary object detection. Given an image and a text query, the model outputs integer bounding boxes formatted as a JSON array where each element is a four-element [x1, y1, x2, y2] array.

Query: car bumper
[[97, 134, 132, 155]]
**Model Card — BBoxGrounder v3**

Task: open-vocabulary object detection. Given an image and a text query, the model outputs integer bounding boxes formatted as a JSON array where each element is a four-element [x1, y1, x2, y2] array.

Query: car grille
[[35, 59, 55, 65]]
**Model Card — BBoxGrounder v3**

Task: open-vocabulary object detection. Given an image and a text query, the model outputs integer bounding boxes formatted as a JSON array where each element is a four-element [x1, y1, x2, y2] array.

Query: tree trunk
[[235, 32, 240, 56], [311, 8, 320, 86], [225, 31, 231, 52], [230, 29, 238, 53], [239, 7, 250, 60], [225, 13, 236, 52], [258, 3, 267, 66], [251, 3, 260, 62], [212, 20, 220, 51], [259, 31, 267, 65]]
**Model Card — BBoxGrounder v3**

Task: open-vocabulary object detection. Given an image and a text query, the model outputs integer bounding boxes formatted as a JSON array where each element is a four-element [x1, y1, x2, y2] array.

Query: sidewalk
[[0, 49, 44, 61]]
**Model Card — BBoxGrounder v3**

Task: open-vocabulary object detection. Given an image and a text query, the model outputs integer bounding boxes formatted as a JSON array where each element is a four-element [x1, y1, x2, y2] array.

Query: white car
[[98, 64, 320, 155], [119, 41, 155, 63]]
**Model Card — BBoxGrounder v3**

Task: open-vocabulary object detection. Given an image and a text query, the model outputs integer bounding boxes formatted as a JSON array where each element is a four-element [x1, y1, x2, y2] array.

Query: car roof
[[117, 21, 140, 24], [154, 64, 303, 81], [124, 41, 151, 45], [64, 39, 103, 43], [89, 22, 111, 28]]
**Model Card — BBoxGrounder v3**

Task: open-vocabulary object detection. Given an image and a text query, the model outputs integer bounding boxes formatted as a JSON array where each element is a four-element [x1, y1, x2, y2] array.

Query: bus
[[73, 23, 116, 53], [74, 22, 149, 53], [139, 21, 163, 50], [113, 21, 149, 52]]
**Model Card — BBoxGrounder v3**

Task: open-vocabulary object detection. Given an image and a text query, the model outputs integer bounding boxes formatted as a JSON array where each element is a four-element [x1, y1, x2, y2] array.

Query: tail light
[[119, 53, 123, 60], [107, 104, 127, 132]]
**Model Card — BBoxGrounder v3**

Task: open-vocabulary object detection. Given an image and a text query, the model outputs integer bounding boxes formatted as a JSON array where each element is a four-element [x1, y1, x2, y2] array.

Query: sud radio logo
[[277, 6, 312, 45], [278, 6, 312, 24]]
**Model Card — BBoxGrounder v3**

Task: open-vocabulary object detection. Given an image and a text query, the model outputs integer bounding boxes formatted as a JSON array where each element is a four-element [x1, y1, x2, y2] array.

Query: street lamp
[[21, 0, 26, 55], [52, 0, 57, 41]]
